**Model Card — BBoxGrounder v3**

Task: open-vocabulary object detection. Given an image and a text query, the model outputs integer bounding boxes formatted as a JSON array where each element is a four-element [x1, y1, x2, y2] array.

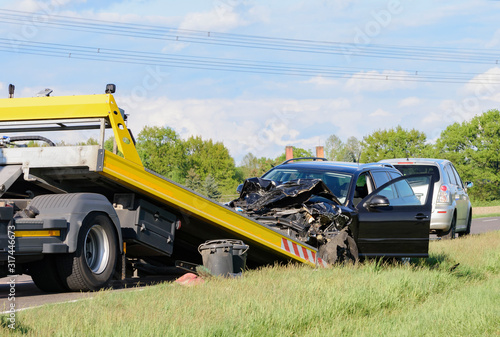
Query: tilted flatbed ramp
[[0, 94, 327, 268]]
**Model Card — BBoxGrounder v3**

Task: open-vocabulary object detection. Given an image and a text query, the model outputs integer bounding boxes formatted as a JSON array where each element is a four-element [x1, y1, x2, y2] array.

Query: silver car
[[379, 158, 473, 239]]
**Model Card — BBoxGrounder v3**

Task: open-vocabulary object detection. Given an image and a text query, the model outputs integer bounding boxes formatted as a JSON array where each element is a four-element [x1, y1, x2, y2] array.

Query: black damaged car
[[229, 158, 434, 264]]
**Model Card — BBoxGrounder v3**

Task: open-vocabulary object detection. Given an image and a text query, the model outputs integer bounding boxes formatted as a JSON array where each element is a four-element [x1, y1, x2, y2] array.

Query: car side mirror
[[368, 195, 390, 208], [236, 183, 243, 194], [465, 181, 473, 188]]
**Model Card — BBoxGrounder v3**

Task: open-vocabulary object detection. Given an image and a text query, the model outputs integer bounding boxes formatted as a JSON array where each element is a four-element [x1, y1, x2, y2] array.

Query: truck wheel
[[440, 214, 456, 240], [458, 210, 472, 237], [29, 256, 68, 293], [58, 213, 118, 291]]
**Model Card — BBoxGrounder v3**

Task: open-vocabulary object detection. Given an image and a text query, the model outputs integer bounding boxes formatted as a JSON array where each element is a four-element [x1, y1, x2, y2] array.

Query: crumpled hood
[[230, 178, 351, 248], [238, 177, 341, 210]]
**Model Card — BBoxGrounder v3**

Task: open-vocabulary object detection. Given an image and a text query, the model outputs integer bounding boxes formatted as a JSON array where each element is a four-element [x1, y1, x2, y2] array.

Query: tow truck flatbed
[[0, 92, 326, 291]]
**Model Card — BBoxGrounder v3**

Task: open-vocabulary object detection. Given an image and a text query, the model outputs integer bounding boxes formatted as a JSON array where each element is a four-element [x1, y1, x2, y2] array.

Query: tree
[[77, 138, 99, 146], [184, 135, 238, 195], [343, 136, 361, 162], [435, 109, 500, 201], [203, 174, 222, 200], [185, 168, 202, 193], [135, 126, 187, 182], [325, 135, 361, 162], [240, 153, 276, 179], [325, 135, 345, 161], [360, 126, 430, 163]]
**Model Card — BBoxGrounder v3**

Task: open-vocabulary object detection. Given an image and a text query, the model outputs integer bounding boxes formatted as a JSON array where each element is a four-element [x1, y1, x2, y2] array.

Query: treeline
[[129, 109, 500, 201], [53, 108, 499, 202], [125, 126, 241, 200], [330, 109, 500, 201]]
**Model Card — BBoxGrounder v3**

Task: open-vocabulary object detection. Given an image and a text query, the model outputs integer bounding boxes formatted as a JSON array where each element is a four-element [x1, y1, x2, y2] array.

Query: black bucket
[[225, 239, 249, 273], [198, 239, 249, 276]]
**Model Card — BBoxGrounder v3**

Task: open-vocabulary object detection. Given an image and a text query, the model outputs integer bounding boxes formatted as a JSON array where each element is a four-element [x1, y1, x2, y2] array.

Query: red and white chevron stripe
[[281, 237, 328, 268]]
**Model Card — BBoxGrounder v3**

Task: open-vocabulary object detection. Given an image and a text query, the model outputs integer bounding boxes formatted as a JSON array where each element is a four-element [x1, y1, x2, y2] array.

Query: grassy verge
[[2, 231, 500, 337], [472, 212, 500, 219]]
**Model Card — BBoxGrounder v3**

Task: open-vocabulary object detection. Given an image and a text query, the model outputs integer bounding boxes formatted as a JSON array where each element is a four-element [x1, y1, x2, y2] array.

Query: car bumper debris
[[229, 178, 356, 262]]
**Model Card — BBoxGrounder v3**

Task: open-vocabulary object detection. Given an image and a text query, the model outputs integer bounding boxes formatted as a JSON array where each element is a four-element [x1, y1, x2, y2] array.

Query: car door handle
[[415, 213, 429, 220]]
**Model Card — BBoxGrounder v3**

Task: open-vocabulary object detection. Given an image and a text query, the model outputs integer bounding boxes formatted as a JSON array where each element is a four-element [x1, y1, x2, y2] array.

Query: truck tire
[[440, 214, 456, 240], [58, 213, 118, 291], [28, 255, 68, 293]]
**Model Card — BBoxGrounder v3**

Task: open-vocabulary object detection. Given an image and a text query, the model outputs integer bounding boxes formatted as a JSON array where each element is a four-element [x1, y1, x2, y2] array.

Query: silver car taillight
[[437, 184, 450, 203]]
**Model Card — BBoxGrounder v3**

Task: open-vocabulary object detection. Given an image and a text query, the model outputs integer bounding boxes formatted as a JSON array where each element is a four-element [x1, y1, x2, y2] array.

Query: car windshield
[[393, 165, 440, 182], [261, 168, 352, 204]]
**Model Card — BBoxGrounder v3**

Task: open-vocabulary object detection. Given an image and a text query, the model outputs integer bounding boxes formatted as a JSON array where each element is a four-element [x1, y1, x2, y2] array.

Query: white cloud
[[391, 2, 478, 29], [178, 2, 266, 32], [161, 43, 191, 53], [431, 67, 500, 127], [58, 9, 178, 26], [304, 76, 339, 86], [120, 97, 354, 162], [461, 67, 500, 100], [369, 108, 390, 117], [421, 112, 443, 125], [486, 28, 500, 48], [345, 70, 415, 93], [398, 96, 421, 108], [6, 0, 85, 12]]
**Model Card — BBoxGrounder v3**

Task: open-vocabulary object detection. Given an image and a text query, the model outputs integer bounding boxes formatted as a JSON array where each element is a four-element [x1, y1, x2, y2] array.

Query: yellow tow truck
[[0, 85, 326, 292]]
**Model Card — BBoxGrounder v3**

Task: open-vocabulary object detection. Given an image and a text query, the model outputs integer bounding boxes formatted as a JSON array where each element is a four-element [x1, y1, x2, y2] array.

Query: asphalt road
[[0, 272, 182, 314], [470, 216, 500, 234], [1, 216, 499, 313]]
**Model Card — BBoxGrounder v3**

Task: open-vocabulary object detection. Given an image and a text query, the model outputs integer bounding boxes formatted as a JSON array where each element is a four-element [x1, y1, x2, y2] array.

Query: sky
[[1, 0, 500, 164]]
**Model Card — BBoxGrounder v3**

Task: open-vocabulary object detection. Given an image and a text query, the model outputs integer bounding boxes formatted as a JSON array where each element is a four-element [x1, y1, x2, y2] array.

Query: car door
[[450, 164, 468, 225], [353, 174, 434, 258]]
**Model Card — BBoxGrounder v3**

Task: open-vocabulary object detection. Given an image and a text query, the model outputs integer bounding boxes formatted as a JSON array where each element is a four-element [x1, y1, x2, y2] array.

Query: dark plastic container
[[225, 239, 249, 273], [198, 239, 249, 276], [198, 240, 234, 276]]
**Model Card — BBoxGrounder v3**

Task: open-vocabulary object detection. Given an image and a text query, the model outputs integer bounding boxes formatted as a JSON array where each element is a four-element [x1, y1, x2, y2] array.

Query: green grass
[[471, 199, 500, 207], [472, 212, 500, 219], [2, 231, 500, 337]]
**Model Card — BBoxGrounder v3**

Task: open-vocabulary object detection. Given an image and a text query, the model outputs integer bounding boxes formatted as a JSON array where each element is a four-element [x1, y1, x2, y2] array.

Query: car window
[[375, 176, 430, 206], [450, 165, 464, 188], [261, 168, 352, 204], [371, 171, 390, 188], [393, 165, 440, 182], [379, 182, 397, 199], [395, 179, 415, 198], [444, 165, 457, 185], [389, 171, 402, 180], [353, 172, 373, 206]]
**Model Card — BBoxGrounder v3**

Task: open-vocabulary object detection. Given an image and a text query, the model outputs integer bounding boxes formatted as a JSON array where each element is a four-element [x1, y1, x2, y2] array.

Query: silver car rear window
[[393, 165, 440, 182]]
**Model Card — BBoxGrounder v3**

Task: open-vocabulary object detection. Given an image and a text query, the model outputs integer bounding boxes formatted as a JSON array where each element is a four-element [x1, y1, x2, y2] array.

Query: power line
[[1, 39, 500, 84], [1, 9, 500, 65]]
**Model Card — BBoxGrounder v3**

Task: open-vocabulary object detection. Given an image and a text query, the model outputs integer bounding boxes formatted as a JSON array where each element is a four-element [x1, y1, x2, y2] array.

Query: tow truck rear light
[[437, 184, 450, 203]]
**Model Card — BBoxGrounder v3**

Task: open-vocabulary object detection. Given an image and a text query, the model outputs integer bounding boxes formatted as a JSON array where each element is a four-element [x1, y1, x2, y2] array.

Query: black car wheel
[[440, 214, 456, 240], [458, 209, 472, 237]]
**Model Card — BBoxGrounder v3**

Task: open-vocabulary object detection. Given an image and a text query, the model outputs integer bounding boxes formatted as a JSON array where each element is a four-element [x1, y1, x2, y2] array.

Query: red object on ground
[[175, 273, 204, 286]]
